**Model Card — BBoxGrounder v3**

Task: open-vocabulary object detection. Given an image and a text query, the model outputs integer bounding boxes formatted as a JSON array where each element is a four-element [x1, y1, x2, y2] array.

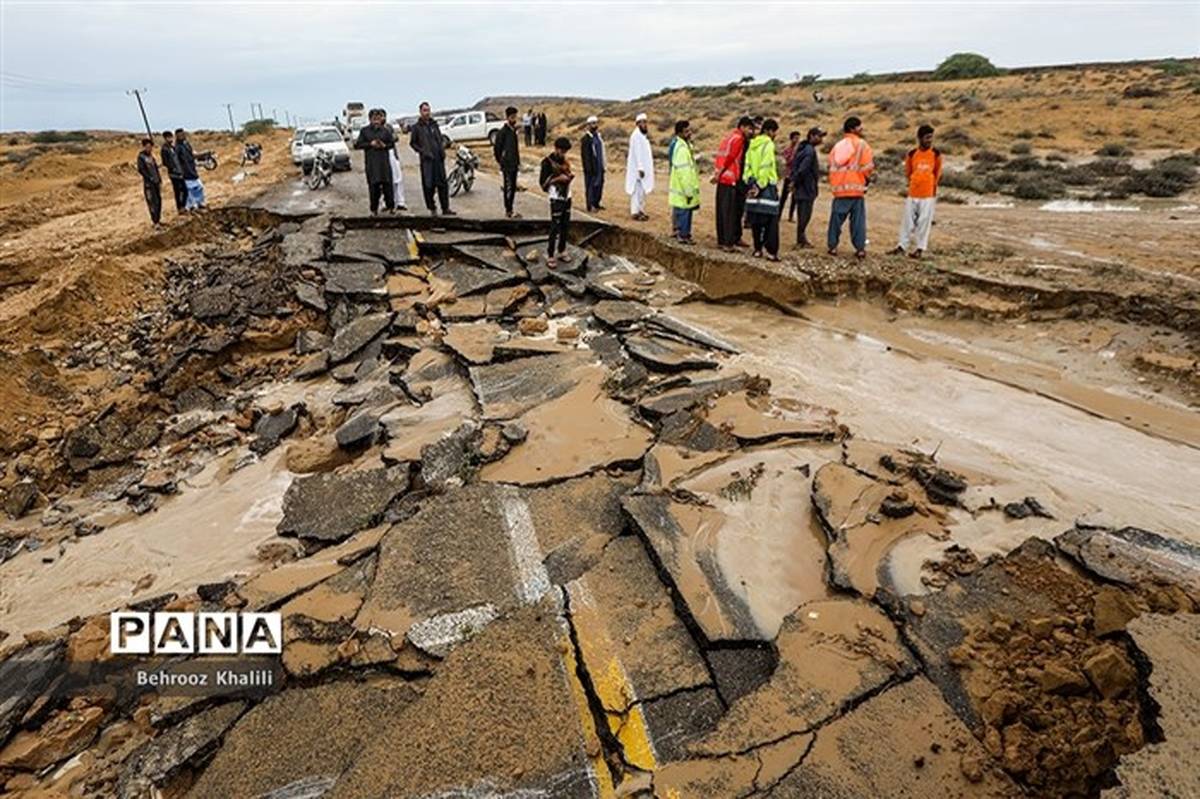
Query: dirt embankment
[[0, 129, 295, 472]]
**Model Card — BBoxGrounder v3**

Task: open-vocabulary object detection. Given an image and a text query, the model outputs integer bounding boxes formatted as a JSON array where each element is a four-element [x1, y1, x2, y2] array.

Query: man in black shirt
[[409, 102, 453, 216], [354, 108, 396, 215], [789, 126, 826, 248], [174, 128, 205, 210], [160, 130, 186, 214], [136, 138, 162, 228], [493, 105, 521, 218]]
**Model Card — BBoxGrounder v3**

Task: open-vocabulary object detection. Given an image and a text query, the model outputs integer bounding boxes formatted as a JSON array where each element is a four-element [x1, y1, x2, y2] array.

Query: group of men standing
[[353, 104, 457, 217], [623, 113, 942, 260], [522, 109, 549, 147], [136, 129, 206, 227]]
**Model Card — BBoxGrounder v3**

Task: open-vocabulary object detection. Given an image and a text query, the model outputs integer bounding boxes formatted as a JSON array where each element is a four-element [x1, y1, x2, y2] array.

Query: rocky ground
[[0, 116, 1198, 798]]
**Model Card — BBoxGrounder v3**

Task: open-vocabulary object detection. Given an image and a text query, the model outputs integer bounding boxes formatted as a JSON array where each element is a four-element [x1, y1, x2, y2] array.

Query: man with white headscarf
[[625, 113, 654, 220]]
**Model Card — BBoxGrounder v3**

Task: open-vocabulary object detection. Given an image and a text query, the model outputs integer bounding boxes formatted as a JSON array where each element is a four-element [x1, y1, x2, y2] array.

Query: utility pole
[[126, 88, 152, 137], [223, 103, 236, 135]]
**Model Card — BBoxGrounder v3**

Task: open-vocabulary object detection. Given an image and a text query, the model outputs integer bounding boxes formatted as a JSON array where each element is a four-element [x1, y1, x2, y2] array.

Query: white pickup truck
[[442, 110, 507, 145]]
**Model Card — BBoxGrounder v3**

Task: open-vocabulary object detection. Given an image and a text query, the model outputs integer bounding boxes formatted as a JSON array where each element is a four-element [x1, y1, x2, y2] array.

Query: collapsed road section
[[1, 213, 1198, 798]]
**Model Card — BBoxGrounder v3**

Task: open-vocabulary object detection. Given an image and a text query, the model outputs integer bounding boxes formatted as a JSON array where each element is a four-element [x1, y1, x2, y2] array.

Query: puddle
[[1039, 200, 1140, 213], [0, 447, 294, 642], [670, 301, 1200, 549]]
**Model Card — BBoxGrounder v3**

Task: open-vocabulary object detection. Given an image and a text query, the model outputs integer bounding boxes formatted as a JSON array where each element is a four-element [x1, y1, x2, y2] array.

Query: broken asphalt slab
[[277, 467, 409, 543]]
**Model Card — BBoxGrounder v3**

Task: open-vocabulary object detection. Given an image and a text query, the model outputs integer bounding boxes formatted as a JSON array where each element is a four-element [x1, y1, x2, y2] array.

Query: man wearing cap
[[789, 126, 825, 248], [581, 115, 606, 212], [625, 113, 654, 221]]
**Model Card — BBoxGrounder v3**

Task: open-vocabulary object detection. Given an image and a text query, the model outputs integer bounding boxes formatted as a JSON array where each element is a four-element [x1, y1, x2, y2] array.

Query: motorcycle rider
[[354, 108, 396, 215], [493, 105, 521, 218], [409, 101, 454, 216]]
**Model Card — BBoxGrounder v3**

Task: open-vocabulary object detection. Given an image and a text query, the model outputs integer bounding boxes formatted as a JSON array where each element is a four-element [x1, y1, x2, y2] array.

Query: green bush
[[933, 53, 1001, 81], [30, 130, 91, 144], [1120, 155, 1197, 197], [1015, 129, 1035, 139], [1155, 59, 1196, 76], [1012, 175, 1065, 199], [1095, 142, 1132, 157], [1010, 142, 1032, 155], [971, 149, 1007, 165], [241, 118, 277, 136], [844, 72, 875, 85]]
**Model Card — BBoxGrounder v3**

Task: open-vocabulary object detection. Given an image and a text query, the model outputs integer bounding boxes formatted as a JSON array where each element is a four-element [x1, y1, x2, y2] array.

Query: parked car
[[294, 127, 351, 174], [290, 128, 309, 164], [443, 110, 506, 145]]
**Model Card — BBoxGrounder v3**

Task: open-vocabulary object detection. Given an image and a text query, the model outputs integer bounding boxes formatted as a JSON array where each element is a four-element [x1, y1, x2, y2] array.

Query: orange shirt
[[905, 147, 942, 198]]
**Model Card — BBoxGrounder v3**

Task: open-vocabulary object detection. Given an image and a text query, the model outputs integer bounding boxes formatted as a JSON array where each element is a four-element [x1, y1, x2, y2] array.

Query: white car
[[294, 127, 352, 174], [289, 128, 309, 164], [443, 110, 506, 145]]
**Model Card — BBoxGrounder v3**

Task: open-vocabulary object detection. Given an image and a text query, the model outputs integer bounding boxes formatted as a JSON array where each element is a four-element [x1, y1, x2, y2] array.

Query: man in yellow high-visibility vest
[[668, 120, 700, 244]]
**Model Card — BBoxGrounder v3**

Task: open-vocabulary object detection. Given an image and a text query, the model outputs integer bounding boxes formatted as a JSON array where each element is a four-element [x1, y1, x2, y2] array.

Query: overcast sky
[[1, 1, 1197, 132]]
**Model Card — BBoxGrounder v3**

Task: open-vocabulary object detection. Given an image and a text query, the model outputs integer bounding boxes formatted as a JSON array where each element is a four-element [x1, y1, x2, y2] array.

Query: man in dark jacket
[[354, 108, 396, 215], [409, 102, 453, 216], [136, 138, 162, 227], [174, 128, 205, 210], [580, 115, 606, 211], [789, 126, 825, 247], [493, 105, 521, 218], [160, 130, 186, 214]]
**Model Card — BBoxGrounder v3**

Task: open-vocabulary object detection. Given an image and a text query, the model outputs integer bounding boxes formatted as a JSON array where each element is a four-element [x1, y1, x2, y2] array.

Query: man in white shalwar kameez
[[389, 142, 407, 211], [625, 113, 655, 220]]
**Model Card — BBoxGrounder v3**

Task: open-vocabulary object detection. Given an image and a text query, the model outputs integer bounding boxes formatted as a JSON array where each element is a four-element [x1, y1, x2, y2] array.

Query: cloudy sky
[[1, 1, 1197, 131]]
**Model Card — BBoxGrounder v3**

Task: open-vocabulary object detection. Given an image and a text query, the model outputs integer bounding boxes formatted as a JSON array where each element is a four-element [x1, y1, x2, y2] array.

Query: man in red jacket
[[712, 116, 755, 250]]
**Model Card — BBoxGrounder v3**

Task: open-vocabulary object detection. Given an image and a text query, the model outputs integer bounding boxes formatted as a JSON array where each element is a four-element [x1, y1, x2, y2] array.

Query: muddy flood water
[[2, 217, 1198, 799]]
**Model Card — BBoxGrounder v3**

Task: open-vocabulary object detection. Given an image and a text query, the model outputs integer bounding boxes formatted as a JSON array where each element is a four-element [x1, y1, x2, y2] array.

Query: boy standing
[[539, 137, 575, 268], [893, 124, 942, 259], [160, 130, 186, 214], [136, 138, 162, 228]]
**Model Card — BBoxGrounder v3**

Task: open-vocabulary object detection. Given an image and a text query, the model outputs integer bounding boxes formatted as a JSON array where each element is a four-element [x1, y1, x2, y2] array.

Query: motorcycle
[[241, 142, 262, 166], [308, 148, 334, 190], [195, 150, 218, 171], [447, 145, 478, 196]]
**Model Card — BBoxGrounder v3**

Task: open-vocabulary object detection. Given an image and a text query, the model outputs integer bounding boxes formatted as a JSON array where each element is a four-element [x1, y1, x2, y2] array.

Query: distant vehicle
[[195, 150, 218, 171], [343, 101, 365, 127], [448, 145, 478, 196], [241, 142, 262, 166], [443, 110, 505, 145], [308, 149, 334, 190], [294, 127, 351, 174]]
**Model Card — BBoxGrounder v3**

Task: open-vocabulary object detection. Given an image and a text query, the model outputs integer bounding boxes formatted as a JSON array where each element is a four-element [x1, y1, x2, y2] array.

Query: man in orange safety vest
[[826, 116, 875, 259]]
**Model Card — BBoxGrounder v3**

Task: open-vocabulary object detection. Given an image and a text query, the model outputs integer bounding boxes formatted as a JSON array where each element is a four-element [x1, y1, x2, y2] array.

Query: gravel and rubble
[[1, 214, 1198, 798]]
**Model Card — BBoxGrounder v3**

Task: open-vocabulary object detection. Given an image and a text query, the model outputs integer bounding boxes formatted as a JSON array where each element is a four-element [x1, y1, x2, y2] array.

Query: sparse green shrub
[[1012, 175, 1065, 199], [30, 130, 91, 144], [844, 72, 875, 85], [955, 95, 987, 113], [1010, 142, 1032, 155], [933, 53, 1001, 80], [1015, 129, 1035, 139], [971, 149, 1007, 165], [1155, 59, 1195, 76], [1123, 84, 1163, 99], [798, 74, 821, 86], [6, 137, 18, 146], [1046, 153, 1068, 163], [1095, 142, 1132, 157], [241, 119, 276, 136], [1003, 156, 1045, 172]]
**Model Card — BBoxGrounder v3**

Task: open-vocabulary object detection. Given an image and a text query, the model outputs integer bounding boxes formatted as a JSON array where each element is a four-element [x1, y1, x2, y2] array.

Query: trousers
[[502, 166, 518, 214], [548, 199, 571, 255], [420, 157, 450, 213], [144, 182, 162, 224], [794, 198, 815, 244], [715, 183, 740, 246], [827, 196, 867, 252], [368, 180, 395, 213], [629, 179, 647, 216], [168, 176, 187, 212], [898, 197, 936, 250]]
